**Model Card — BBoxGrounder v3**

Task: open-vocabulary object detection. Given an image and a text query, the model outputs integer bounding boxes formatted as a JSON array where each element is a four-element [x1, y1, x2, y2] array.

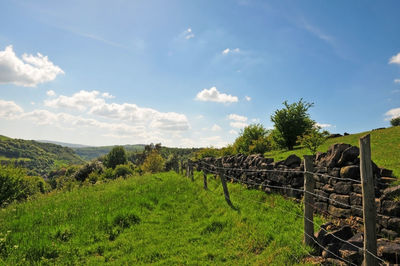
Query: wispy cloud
[[389, 53, 400, 65], [222, 48, 240, 55], [385, 107, 400, 120], [394, 79, 400, 84], [183, 28, 195, 40]]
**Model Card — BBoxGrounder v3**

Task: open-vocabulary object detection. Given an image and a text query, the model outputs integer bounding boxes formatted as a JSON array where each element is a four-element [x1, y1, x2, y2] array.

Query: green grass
[[265, 126, 400, 177], [0, 172, 322, 265]]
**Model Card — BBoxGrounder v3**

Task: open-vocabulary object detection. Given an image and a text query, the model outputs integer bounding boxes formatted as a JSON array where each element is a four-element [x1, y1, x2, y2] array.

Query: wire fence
[[188, 159, 388, 265]]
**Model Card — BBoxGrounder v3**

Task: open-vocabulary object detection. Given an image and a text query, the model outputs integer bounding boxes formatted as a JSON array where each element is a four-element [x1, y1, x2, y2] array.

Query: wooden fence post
[[219, 168, 233, 207], [360, 134, 378, 266], [202, 163, 208, 190], [190, 164, 194, 182], [303, 155, 315, 246]]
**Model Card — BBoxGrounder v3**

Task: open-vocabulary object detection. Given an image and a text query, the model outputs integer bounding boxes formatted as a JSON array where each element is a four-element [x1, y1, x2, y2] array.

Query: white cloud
[[46, 90, 56, 97], [385, 107, 400, 120], [102, 92, 115, 98], [228, 113, 248, 122], [230, 121, 248, 129], [245, 96, 251, 101], [211, 124, 222, 131], [183, 28, 195, 40], [316, 123, 333, 128], [222, 48, 240, 55], [389, 53, 400, 65], [0, 45, 64, 87], [44, 90, 106, 111], [251, 118, 260, 123], [0, 99, 24, 119], [394, 79, 400, 84], [44, 90, 190, 132], [195, 87, 238, 103], [229, 129, 237, 135]]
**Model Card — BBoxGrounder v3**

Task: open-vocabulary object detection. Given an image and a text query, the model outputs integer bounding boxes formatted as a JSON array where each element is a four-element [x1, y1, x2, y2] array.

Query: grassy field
[[0, 172, 323, 265], [265, 126, 400, 177]]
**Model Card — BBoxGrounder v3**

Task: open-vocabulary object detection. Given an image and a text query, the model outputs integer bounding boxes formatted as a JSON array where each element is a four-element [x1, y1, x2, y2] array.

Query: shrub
[[0, 165, 46, 206], [73, 161, 103, 182], [233, 124, 271, 155], [101, 168, 115, 180], [113, 164, 133, 178], [298, 127, 329, 154], [142, 151, 164, 173], [391, 117, 400, 127]]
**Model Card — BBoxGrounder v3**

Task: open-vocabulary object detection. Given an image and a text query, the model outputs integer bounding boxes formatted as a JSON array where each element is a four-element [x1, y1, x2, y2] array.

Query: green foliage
[[220, 144, 235, 157], [142, 151, 165, 173], [391, 116, 400, 126], [73, 161, 104, 182], [0, 165, 46, 207], [194, 147, 221, 159], [0, 136, 84, 176], [164, 154, 180, 172], [105, 146, 127, 169], [114, 164, 134, 178], [0, 172, 322, 265], [233, 124, 271, 155], [298, 127, 330, 155], [265, 126, 400, 177], [74, 145, 145, 161], [270, 99, 315, 150]]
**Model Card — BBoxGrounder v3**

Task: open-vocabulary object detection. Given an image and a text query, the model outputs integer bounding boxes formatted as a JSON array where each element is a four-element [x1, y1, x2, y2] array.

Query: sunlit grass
[[265, 126, 400, 177], [0, 172, 322, 265]]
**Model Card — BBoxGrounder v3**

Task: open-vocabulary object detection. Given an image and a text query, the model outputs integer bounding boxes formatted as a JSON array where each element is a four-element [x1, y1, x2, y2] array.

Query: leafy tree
[[165, 154, 180, 172], [233, 124, 271, 155], [391, 117, 400, 126], [298, 126, 329, 154], [142, 150, 165, 173], [105, 146, 127, 169], [194, 147, 220, 159], [114, 164, 134, 178], [270, 99, 315, 150]]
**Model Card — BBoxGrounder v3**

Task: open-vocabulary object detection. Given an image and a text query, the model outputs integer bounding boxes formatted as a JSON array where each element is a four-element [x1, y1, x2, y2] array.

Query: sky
[[0, 0, 400, 148]]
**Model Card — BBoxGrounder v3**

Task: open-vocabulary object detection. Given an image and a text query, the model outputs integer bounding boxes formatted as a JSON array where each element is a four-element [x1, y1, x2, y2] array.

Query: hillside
[[265, 126, 400, 177], [0, 135, 84, 176], [73, 144, 146, 161], [0, 172, 322, 265]]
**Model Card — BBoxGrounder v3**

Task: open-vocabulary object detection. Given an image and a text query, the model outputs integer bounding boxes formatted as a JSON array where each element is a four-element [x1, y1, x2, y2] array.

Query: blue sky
[[0, 0, 399, 147]]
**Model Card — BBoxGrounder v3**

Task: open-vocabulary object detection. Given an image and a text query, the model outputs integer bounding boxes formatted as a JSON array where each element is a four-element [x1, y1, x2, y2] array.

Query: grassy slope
[[265, 126, 400, 177], [0, 172, 322, 265]]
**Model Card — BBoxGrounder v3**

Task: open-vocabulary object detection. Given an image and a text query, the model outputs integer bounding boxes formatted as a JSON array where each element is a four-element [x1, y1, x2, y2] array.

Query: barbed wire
[[195, 169, 387, 265]]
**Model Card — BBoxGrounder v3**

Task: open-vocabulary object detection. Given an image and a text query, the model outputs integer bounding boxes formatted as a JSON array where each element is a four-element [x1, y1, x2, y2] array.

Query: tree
[[142, 150, 165, 173], [233, 124, 271, 155], [270, 99, 315, 150], [298, 126, 329, 154], [105, 146, 127, 169], [391, 117, 400, 126]]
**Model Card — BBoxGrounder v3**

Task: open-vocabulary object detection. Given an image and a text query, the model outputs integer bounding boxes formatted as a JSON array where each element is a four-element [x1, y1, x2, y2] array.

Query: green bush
[[113, 164, 133, 178], [391, 117, 400, 127], [105, 146, 127, 169], [0, 165, 46, 206], [73, 161, 104, 182], [101, 168, 115, 180], [142, 151, 165, 173]]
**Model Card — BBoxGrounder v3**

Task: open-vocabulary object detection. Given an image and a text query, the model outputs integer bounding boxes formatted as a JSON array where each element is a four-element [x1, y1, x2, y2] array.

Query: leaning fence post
[[303, 155, 315, 246], [360, 134, 378, 266], [219, 167, 233, 207]]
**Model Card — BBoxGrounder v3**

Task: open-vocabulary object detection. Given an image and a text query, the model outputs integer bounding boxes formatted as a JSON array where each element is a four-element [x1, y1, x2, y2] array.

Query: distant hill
[[0, 135, 85, 176], [73, 144, 146, 161], [36, 140, 89, 148]]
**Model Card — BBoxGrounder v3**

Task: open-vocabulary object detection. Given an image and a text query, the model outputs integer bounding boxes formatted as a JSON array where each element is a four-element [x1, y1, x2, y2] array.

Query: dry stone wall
[[196, 143, 400, 238]]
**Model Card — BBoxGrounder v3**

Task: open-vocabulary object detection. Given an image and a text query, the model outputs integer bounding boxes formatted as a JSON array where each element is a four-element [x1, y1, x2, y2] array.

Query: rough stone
[[381, 228, 399, 239], [349, 193, 362, 206], [388, 218, 400, 232], [352, 184, 362, 194], [339, 233, 363, 265], [283, 154, 301, 168], [322, 243, 340, 259], [322, 184, 335, 193], [381, 200, 400, 216], [315, 189, 329, 202], [328, 205, 351, 218], [318, 143, 351, 168], [329, 194, 350, 208], [377, 239, 400, 264], [314, 202, 328, 212], [381, 185, 400, 200], [337, 146, 359, 166], [334, 182, 352, 195], [340, 165, 360, 180], [380, 168, 393, 177]]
